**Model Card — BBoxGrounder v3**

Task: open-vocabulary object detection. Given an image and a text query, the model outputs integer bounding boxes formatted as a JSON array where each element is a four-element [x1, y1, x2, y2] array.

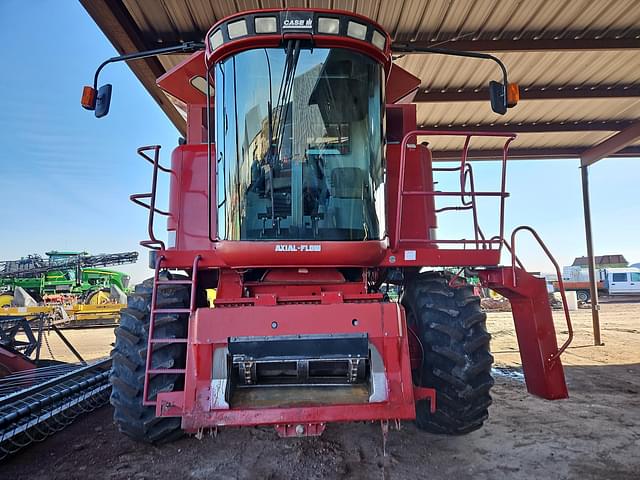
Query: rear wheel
[[401, 271, 494, 434], [576, 289, 590, 302], [110, 276, 189, 443]]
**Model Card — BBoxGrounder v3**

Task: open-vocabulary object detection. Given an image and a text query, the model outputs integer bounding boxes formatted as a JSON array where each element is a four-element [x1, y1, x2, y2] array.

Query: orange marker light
[[507, 83, 520, 108], [81, 86, 96, 110]]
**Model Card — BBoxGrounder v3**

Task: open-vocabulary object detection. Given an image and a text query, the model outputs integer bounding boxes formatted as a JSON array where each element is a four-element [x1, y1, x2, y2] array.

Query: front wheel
[[110, 277, 190, 443], [84, 288, 111, 305], [401, 271, 494, 435], [0, 291, 13, 308]]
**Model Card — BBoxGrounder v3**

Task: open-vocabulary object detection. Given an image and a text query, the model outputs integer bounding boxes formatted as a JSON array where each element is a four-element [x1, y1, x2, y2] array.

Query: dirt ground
[[31, 325, 115, 363], [3, 303, 639, 480]]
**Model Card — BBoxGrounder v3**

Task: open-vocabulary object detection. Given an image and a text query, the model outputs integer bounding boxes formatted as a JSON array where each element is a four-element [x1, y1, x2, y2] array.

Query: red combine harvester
[[82, 8, 573, 442]]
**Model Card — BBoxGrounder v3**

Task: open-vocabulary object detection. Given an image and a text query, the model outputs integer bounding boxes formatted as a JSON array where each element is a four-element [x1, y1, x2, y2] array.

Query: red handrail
[[510, 226, 573, 361], [130, 145, 174, 250], [393, 130, 516, 251]]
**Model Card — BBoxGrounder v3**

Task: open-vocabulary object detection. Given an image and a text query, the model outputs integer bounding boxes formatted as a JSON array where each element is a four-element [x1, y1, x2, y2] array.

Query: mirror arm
[[410, 47, 508, 85], [394, 46, 509, 103], [92, 41, 205, 90]]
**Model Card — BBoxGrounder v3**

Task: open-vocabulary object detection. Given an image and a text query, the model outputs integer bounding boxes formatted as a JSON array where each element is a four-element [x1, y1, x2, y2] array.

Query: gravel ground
[[3, 303, 639, 480]]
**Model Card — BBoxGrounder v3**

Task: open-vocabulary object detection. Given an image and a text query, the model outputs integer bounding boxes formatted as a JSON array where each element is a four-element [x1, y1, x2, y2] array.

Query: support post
[[580, 165, 602, 346]]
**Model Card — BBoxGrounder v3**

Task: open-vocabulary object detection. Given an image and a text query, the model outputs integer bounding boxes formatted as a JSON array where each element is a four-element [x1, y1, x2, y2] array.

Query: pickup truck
[[554, 267, 640, 302]]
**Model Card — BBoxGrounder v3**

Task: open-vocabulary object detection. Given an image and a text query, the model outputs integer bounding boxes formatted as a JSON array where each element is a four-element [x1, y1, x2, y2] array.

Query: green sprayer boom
[[0, 251, 138, 279]]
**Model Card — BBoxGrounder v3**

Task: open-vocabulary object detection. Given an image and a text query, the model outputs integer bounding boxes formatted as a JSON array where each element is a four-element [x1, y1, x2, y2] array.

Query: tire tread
[[109, 276, 189, 443], [402, 271, 494, 435]]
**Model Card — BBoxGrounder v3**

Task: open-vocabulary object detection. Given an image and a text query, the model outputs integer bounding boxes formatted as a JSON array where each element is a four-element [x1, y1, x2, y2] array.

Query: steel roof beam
[[392, 38, 640, 53], [414, 86, 640, 103], [431, 146, 640, 161], [419, 121, 634, 133], [580, 122, 640, 166]]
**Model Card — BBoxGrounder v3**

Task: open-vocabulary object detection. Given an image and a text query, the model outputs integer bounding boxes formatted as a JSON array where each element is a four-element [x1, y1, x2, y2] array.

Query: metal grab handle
[[497, 236, 525, 270], [130, 193, 170, 216], [137, 145, 172, 173], [434, 163, 485, 246], [131, 145, 173, 250], [510, 226, 573, 361]]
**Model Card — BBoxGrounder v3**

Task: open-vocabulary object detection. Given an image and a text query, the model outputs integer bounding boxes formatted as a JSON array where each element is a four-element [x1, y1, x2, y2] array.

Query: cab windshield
[[214, 44, 384, 241]]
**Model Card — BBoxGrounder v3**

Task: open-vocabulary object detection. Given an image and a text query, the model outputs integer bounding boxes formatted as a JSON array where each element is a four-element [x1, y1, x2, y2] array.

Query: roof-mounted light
[[209, 29, 223, 50], [318, 17, 340, 34], [228, 19, 248, 39], [372, 30, 386, 50], [206, 11, 390, 59], [347, 21, 367, 40], [255, 16, 277, 33]]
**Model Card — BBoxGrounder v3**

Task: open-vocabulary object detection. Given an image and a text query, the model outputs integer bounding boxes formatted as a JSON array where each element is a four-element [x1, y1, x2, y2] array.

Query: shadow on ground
[[3, 363, 639, 480]]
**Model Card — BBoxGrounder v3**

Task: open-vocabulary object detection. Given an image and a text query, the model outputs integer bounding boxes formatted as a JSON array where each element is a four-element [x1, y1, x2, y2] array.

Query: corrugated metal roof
[[119, 0, 640, 43], [81, 0, 640, 160], [417, 97, 640, 127], [397, 50, 640, 90], [429, 130, 616, 152]]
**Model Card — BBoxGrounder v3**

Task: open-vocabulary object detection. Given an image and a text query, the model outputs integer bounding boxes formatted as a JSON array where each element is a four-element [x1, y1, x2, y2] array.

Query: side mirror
[[489, 81, 507, 115], [95, 84, 112, 118], [489, 81, 519, 115]]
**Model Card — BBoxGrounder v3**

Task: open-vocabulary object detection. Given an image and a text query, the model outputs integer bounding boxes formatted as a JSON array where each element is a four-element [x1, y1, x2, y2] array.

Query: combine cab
[[83, 8, 572, 442]]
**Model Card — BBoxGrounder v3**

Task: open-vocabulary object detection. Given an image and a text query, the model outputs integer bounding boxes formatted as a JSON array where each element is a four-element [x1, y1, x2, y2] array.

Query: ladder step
[[150, 338, 188, 344], [156, 279, 193, 285], [152, 308, 191, 314], [148, 368, 186, 375]]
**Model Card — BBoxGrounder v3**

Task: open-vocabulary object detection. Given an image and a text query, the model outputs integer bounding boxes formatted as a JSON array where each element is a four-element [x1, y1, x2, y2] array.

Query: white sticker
[[404, 250, 417, 261], [275, 244, 321, 252]]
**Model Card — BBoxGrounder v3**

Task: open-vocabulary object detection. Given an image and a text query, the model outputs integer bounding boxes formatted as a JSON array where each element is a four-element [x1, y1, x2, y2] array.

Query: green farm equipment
[[0, 251, 138, 307]]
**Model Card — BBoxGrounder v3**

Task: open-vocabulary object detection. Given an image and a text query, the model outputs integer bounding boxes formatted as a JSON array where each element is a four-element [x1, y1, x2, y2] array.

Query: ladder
[[142, 255, 200, 406]]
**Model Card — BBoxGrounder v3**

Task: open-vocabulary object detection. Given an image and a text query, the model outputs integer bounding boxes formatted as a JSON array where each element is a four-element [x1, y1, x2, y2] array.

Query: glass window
[[611, 273, 628, 282], [630, 272, 640, 282], [214, 46, 384, 241]]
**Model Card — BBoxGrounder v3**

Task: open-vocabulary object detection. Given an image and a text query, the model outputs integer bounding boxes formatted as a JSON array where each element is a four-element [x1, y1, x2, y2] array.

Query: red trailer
[[83, 8, 573, 442]]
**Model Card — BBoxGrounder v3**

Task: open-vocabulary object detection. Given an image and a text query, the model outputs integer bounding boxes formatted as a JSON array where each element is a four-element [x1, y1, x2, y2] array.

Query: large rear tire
[[110, 277, 189, 443], [401, 271, 494, 435]]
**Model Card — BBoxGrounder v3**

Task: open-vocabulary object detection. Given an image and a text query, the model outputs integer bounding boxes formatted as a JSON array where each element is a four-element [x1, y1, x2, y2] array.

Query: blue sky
[[0, 1, 178, 283], [0, 1, 638, 284]]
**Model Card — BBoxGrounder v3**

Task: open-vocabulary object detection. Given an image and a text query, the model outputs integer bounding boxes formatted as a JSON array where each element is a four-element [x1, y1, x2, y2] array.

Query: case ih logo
[[282, 17, 313, 29], [275, 244, 321, 252]]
